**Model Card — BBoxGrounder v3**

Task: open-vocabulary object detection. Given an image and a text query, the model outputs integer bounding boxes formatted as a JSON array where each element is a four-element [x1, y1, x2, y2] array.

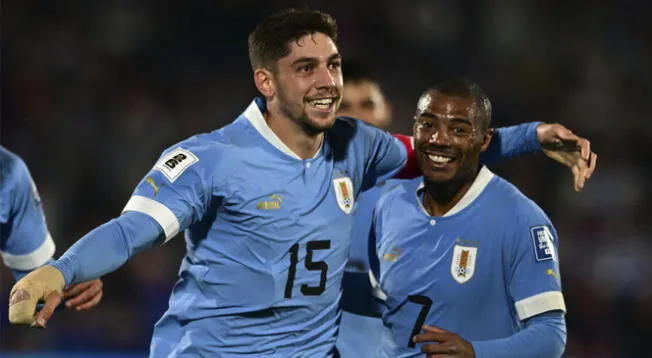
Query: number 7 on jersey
[[407, 295, 433, 348]]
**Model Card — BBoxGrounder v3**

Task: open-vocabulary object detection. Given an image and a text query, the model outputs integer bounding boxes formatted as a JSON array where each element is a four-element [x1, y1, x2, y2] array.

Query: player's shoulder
[[0, 146, 24, 169], [0, 146, 30, 189], [375, 178, 421, 212], [152, 126, 241, 182], [486, 174, 552, 226], [329, 116, 388, 144], [0, 147, 37, 220], [332, 115, 360, 130], [162, 132, 221, 155], [331, 116, 384, 135], [485, 176, 559, 255], [158, 121, 246, 163]]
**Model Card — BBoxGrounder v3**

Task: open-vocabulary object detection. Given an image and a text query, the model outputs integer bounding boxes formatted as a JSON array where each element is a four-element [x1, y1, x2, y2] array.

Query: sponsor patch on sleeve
[[530, 225, 557, 262], [154, 147, 198, 183]]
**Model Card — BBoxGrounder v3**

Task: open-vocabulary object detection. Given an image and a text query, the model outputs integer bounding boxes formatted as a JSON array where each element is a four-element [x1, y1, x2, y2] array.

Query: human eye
[[297, 64, 313, 74], [328, 60, 341, 70], [417, 119, 433, 129], [451, 123, 472, 137]]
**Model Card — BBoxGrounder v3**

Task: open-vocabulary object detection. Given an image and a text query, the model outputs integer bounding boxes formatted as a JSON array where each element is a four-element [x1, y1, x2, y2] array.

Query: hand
[[63, 278, 103, 311], [536, 123, 597, 192], [9, 265, 65, 328], [413, 325, 475, 358]]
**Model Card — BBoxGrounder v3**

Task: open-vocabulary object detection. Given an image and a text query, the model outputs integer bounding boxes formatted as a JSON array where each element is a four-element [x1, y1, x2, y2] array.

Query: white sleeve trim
[[515, 290, 566, 320], [122, 195, 180, 242], [368, 270, 387, 301], [1, 232, 55, 271]]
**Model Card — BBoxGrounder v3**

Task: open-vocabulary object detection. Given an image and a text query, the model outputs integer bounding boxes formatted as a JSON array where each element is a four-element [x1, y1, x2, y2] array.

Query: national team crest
[[451, 245, 477, 284], [333, 177, 354, 214]]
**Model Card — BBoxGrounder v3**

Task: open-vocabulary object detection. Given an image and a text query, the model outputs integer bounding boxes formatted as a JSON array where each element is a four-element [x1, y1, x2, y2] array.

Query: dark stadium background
[[1, 1, 650, 357]]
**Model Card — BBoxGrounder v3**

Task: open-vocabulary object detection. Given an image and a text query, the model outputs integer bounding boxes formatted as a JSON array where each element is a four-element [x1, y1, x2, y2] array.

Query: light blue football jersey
[[370, 167, 566, 358], [121, 98, 408, 357], [0, 146, 55, 274]]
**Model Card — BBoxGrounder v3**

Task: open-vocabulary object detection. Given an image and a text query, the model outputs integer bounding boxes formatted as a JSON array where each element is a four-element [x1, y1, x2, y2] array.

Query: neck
[[265, 106, 323, 160], [422, 167, 480, 217]]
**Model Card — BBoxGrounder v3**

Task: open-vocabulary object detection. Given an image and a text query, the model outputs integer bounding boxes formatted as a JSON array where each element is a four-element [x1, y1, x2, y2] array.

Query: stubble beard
[[277, 84, 334, 136]]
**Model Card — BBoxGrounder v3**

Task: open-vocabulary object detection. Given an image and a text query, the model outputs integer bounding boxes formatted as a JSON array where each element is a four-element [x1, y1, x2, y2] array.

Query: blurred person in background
[[1, 146, 103, 314]]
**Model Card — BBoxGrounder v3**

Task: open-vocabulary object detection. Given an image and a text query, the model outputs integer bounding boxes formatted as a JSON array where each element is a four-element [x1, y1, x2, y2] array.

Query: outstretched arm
[[52, 211, 163, 285], [8, 211, 163, 328], [480, 122, 541, 164], [8, 144, 212, 328]]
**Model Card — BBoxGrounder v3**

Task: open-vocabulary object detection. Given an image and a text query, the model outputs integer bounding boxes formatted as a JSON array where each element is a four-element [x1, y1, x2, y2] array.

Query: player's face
[[413, 91, 491, 184], [274, 33, 343, 134], [338, 80, 391, 129]]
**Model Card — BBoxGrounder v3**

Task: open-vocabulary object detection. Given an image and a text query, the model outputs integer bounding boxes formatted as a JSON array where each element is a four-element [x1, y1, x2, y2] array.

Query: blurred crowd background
[[1, 0, 650, 357]]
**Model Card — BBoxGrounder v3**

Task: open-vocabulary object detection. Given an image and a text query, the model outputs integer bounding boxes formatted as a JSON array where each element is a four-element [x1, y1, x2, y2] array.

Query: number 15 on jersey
[[284, 240, 331, 298]]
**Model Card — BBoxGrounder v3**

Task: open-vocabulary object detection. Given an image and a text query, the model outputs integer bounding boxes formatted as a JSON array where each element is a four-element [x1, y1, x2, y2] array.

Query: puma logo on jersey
[[154, 148, 198, 183], [383, 247, 401, 262], [256, 194, 282, 210], [145, 177, 161, 195]]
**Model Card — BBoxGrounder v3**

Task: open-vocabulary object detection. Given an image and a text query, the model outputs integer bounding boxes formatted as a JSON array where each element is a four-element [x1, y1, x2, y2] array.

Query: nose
[[429, 125, 452, 146], [315, 66, 336, 88]]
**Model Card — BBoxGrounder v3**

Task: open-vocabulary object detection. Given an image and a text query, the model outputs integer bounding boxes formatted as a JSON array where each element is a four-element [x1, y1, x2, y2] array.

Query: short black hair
[[427, 76, 492, 131], [248, 8, 338, 72], [342, 59, 376, 84]]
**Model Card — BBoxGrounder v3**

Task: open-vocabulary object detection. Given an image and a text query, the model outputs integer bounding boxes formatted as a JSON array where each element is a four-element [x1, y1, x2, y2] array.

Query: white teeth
[[309, 98, 334, 109], [428, 154, 453, 164]]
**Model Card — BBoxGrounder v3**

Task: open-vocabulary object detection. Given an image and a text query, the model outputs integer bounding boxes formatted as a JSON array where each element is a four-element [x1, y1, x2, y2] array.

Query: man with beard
[[9, 9, 593, 357]]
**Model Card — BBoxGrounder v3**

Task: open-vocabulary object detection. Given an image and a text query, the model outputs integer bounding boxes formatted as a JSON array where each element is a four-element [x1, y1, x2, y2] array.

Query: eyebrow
[[291, 53, 341, 66], [417, 112, 473, 126], [328, 53, 342, 62]]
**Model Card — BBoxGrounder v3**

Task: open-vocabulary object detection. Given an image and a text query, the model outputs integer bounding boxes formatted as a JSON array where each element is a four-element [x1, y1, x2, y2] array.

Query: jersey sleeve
[[0, 157, 55, 271], [507, 204, 566, 321], [121, 144, 213, 242], [480, 122, 541, 165], [357, 121, 408, 191]]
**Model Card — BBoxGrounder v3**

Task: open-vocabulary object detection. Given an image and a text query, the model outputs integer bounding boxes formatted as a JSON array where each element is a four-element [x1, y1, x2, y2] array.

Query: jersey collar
[[243, 98, 322, 160], [416, 165, 495, 217]]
